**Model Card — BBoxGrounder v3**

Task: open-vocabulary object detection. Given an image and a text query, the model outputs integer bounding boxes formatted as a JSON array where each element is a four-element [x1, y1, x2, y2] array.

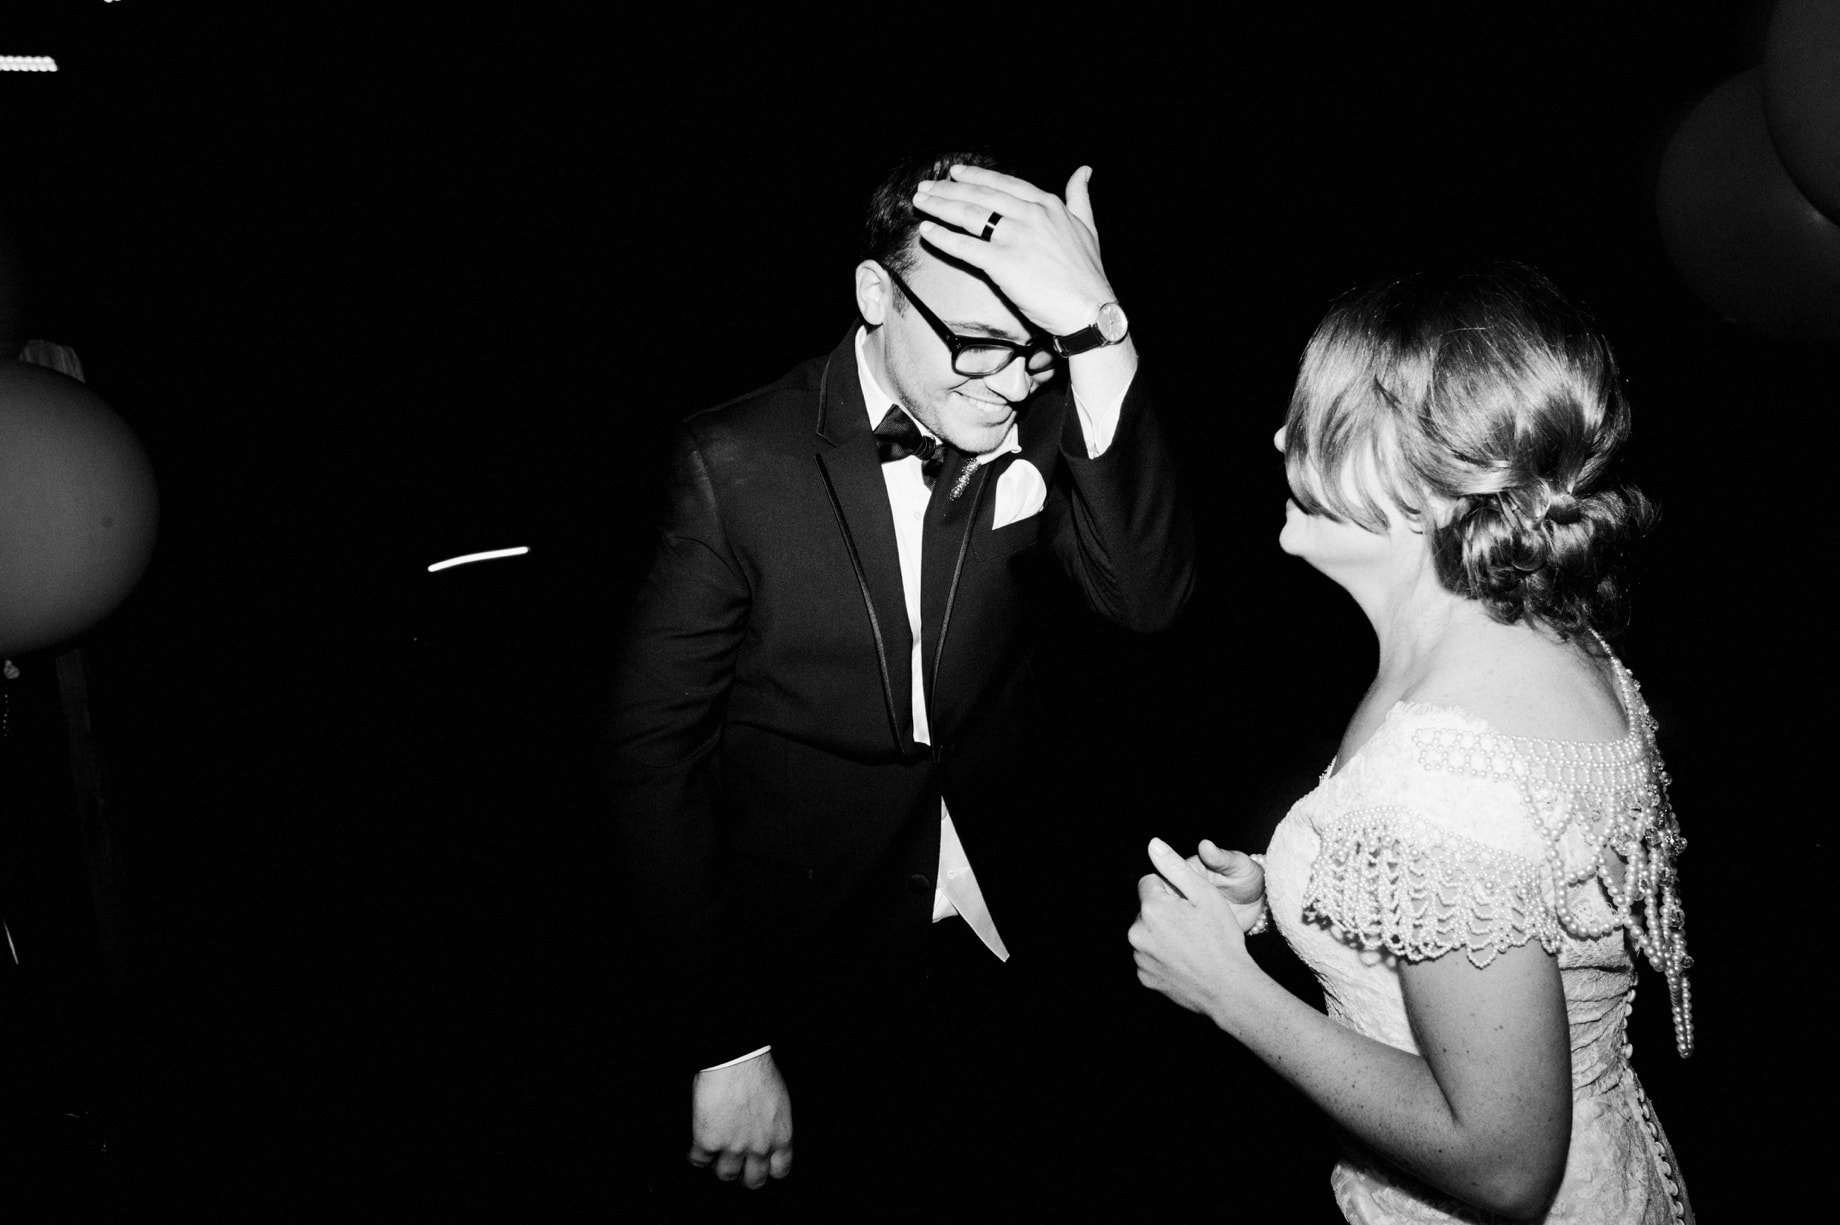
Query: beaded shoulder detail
[[1303, 803, 1562, 969], [1405, 654, 1694, 1057]]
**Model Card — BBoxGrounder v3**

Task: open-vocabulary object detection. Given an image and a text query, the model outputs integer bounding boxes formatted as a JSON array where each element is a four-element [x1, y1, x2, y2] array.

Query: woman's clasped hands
[[1129, 838, 1268, 1021]]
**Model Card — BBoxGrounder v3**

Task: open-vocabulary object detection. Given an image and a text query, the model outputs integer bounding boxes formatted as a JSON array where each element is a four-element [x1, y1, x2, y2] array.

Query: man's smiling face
[[860, 246, 1054, 455]]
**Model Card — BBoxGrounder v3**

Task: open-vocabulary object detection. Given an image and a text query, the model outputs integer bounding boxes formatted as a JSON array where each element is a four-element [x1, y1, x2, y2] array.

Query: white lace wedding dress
[[1263, 654, 1694, 1224]]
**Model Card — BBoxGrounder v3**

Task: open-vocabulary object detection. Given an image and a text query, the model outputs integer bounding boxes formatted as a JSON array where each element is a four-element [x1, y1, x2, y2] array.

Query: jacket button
[[908, 873, 932, 892]]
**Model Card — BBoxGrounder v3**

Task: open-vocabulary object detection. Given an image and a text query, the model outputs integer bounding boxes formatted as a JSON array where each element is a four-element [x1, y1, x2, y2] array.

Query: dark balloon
[[0, 361, 159, 654], [1657, 68, 1840, 340], [1764, 0, 1840, 225]]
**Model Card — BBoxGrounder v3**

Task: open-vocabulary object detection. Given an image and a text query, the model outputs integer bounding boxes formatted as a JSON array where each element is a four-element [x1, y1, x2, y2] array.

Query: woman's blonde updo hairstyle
[[1283, 263, 1656, 640]]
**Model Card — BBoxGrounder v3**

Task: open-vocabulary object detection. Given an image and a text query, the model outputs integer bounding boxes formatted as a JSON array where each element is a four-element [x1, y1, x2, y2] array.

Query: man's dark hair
[[864, 151, 1009, 278]]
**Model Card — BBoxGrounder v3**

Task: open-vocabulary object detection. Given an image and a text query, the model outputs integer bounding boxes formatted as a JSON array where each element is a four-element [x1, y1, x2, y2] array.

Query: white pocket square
[[990, 459, 1047, 530]]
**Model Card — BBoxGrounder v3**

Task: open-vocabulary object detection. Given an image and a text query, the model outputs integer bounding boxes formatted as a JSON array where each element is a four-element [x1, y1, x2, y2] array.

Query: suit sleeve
[[1051, 370, 1195, 631], [606, 424, 766, 1068]]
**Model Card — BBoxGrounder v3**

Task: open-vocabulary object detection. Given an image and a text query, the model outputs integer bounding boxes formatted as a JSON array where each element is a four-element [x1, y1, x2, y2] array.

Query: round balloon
[[1657, 68, 1840, 341], [1764, 0, 1840, 224], [0, 361, 158, 654]]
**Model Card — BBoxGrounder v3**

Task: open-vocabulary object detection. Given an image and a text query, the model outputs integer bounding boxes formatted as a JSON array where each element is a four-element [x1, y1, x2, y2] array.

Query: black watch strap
[[1051, 302, 1126, 357], [1051, 324, 1105, 358]]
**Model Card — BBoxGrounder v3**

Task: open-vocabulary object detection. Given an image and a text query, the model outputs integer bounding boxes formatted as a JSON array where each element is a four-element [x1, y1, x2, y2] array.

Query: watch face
[[1097, 301, 1128, 343]]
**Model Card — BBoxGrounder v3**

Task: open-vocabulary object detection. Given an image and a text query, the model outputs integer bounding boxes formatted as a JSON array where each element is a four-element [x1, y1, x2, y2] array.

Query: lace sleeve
[[1303, 805, 1561, 968]]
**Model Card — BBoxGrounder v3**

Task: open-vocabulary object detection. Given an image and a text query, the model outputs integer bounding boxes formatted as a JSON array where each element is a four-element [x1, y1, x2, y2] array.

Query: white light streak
[[427, 546, 530, 573], [0, 56, 59, 72]]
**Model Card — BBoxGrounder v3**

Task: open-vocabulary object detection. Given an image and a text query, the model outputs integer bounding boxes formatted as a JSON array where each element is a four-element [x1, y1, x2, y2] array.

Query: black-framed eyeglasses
[[880, 263, 1057, 378]]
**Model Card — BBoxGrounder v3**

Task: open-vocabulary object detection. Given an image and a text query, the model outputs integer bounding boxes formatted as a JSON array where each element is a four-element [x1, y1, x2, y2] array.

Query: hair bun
[[1285, 262, 1655, 640], [1544, 488, 1583, 526]]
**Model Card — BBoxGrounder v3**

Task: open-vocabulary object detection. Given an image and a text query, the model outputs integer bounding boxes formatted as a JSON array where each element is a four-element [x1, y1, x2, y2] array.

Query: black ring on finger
[[980, 211, 1002, 241]]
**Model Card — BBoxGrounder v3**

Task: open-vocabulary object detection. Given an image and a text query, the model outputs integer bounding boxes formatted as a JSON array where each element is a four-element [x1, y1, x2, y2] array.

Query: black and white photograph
[[1, 3, 1830, 1219]]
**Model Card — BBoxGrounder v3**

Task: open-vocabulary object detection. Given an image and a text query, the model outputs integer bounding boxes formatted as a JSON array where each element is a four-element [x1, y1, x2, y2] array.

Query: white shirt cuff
[[1072, 383, 1124, 457]]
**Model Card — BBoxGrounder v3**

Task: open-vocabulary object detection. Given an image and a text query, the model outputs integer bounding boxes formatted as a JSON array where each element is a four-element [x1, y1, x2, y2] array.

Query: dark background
[[1, 2, 1825, 1218]]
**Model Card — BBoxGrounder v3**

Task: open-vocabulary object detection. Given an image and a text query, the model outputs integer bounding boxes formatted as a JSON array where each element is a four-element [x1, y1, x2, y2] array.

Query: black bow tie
[[873, 405, 946, 487]]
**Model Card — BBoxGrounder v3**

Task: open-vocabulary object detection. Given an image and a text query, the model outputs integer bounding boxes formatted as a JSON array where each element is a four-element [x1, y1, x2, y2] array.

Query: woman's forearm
[[1211, 966, 1563, 1220], [1131, 841, 1569, 1220]]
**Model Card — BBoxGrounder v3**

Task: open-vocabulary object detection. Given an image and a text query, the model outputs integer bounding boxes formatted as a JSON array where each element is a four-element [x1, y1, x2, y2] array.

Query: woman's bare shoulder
[[1409, 628, 1628, 744]]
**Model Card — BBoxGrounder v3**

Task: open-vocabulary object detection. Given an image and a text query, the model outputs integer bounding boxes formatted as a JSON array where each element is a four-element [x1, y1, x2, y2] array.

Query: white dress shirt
[[853, 327, 1124, 961]]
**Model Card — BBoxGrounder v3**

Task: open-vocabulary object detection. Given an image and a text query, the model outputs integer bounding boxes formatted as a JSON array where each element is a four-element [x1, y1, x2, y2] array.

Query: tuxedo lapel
[[811, 331, 916, 751], [919, 447, 995, 715]]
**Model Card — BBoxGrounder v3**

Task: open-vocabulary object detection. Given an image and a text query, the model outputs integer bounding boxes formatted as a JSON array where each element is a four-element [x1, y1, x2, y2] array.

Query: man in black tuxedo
[[609, 151, 1193, 1213]]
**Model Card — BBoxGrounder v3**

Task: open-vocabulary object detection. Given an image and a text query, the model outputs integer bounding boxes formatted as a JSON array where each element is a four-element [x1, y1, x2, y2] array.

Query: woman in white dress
[[1129, 264, 1692, 1223]]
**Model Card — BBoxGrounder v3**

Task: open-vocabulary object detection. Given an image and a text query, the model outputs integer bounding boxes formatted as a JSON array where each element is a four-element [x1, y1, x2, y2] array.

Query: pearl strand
[[1409, 652, 1694, 1059]]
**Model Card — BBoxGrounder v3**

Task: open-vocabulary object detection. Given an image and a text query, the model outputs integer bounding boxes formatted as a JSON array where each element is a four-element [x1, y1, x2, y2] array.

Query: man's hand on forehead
[[912, 163, 1117, 340]]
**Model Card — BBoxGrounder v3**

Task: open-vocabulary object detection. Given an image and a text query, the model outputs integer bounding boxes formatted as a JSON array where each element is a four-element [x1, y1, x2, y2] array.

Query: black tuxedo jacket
[[609, 328, 1193, 1067]]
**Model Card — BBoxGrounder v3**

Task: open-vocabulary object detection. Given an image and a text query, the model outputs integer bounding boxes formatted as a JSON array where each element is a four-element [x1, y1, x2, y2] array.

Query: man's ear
[[855, 260, 891, 327]]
